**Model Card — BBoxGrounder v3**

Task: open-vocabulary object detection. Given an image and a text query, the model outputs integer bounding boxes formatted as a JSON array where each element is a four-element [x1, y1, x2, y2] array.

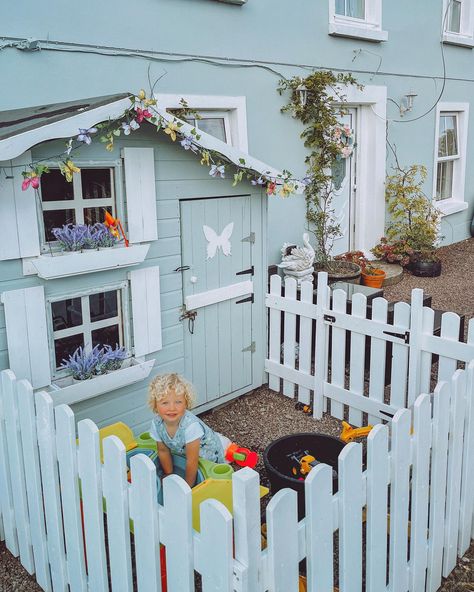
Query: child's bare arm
[[185, 439, 200, 487], [157, 442, 173, 476]]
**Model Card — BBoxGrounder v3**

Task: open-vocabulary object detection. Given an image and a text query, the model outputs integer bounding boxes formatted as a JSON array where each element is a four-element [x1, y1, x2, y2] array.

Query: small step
[[370, 261, 404, 286]]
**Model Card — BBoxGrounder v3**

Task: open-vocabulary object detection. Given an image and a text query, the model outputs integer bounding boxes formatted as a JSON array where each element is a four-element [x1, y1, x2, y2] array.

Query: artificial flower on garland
[[60, 160, 81, 182], [21, 165, 49, 191], [332, 124, 356, 160]]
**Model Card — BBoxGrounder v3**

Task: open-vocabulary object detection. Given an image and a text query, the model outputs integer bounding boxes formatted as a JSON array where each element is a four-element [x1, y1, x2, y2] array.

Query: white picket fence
[[266, 272, 474, 425], [0, 364, 473, 591]]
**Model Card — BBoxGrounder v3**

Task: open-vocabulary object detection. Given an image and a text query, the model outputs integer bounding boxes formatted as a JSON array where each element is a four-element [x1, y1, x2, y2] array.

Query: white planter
[[23, 244, 150, 279], [46, 357, 155, 406], [282, 267, 314, 286]]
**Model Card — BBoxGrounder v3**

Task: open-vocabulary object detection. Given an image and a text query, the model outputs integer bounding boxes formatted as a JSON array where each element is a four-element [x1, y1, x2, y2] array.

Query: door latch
[[179, 308, 197, 334]]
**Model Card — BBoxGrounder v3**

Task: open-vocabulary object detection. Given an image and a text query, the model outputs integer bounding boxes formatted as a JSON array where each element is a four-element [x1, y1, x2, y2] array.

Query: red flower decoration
[[21, 175, 40, 191], [135, 108, 152, 123]]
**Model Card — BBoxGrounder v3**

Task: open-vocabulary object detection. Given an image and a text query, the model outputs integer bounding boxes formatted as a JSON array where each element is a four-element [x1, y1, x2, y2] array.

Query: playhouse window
[[50, 286, 126, 375], [185, 111, 232, 145], [433, 103, 469, 215], [39, 167, 116, 243], [335, 0, 365, 19]]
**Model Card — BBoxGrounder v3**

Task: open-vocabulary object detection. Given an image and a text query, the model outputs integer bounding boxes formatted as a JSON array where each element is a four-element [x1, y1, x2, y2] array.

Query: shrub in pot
[[372, 164, 442, 276]]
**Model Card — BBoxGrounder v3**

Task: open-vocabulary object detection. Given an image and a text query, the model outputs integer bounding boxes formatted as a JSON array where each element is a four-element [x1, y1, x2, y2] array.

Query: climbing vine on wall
[[278, 71, 362, 267]]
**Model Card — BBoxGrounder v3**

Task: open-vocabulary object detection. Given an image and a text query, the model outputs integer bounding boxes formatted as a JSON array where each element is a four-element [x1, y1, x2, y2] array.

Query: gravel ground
[[1, 238, 473, 591]]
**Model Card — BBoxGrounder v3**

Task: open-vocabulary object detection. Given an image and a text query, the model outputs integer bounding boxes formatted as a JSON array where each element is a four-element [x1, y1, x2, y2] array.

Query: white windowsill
[[46, 358, 155, 406], [436, 200, 469, 216], [22, 243, 150, 279], [213, 0, 246, 3], [329, 22, 388, 42], [442, 32, 474, 48]]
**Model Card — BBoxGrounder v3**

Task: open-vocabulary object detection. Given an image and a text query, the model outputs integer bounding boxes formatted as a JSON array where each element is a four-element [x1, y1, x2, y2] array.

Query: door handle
[[174, 266, 191, 272]]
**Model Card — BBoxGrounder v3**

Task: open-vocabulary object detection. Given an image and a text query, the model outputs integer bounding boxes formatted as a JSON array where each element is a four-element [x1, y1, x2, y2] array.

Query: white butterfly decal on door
[[202, 222, 234, 259]]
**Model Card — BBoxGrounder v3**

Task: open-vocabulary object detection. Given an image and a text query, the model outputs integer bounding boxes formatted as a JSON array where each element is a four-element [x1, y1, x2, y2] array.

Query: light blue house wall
[[0, 0, 473, 429]]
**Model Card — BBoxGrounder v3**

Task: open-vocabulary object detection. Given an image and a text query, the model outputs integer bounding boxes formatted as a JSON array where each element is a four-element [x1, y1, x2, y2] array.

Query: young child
[[148, 373, 231, 487]]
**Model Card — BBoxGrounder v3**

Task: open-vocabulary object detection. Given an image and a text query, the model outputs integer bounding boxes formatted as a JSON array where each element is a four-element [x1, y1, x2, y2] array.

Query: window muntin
[[51, 287, 124, 374], [435, 112, 459, 201], [40, 167, 115, 243], [185, 111, 232, 145], [335, 0, 365, 19]]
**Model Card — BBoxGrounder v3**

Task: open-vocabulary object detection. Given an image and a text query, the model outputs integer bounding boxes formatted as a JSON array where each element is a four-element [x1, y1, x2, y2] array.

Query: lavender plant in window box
[[52, 224, 91, 252], [99, 344, 128, 373], [61, 344, 103, 380], [89, 223, 119, 249]]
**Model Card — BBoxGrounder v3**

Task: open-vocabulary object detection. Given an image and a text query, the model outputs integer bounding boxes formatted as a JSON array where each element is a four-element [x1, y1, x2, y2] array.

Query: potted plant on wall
[[372, 163, 442, 277], [61, 344, 127, 382]]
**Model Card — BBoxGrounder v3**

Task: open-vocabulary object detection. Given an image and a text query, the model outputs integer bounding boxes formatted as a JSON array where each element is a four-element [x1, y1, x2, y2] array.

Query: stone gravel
[[1, 238, 473, 590]]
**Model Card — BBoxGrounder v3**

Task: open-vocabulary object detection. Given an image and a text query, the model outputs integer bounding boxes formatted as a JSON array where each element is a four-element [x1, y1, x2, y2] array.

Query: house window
[[185, 111, 232, 145], [329, 0, 387, 41], [50, 286, 125, 375], [40, 167, 115, 243], [433, 103, 469, 214], [442, 0, 474, 46], [335, 0, 365, 19]]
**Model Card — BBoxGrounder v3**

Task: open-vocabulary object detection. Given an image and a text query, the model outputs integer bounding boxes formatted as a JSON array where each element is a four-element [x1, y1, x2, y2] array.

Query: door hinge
[[324, 314, 336, 323], [241, 232, 255, 244], [236, 265, 254, 276], [242, 341, 256, 353], [236, 294, 254, 305], [383, 330, 410, 344]]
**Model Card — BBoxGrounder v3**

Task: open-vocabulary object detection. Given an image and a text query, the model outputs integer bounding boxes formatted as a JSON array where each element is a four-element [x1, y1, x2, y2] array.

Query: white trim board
[[185, 280, 253, 310]]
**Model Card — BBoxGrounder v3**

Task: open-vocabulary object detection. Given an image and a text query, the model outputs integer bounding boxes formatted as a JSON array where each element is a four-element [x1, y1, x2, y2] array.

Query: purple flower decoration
[[301, 176, 313, 186], [209, 164, 225, 178], [180, 136, 197, 152], [77, 127, 98, 145], [121, 120, 140, 135], [251, 176, 266, 186]]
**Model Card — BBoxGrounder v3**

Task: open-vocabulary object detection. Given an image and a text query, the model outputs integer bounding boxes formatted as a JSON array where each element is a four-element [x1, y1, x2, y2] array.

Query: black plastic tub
[[263, 433, 346, 519]]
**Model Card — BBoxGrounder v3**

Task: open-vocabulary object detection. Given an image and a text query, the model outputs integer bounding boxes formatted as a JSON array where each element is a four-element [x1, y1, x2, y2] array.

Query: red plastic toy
[[225, 443, 259, 469]]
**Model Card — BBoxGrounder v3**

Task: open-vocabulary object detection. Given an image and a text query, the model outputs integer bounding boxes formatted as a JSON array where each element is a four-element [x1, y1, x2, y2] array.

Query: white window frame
[[328, 0, 388, 42], [184, 110, 233, 146], [155, 94, 248, 152], [442, 0, 474, 47], [38, 160, 124, 252], [47, 281, 130, 379], [432, 102, 470, 215]]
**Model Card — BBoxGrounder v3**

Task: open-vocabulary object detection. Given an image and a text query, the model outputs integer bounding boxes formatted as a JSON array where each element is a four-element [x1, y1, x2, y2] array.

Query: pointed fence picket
[[0, 317, 473, 592]]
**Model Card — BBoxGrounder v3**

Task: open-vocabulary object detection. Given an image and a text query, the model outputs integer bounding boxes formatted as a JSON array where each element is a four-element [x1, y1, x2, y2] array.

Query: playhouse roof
[[0, 93, 304, 193]]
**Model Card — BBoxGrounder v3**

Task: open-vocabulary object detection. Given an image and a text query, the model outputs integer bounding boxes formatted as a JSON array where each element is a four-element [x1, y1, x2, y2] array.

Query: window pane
[[84, 205, 112, 226], [40, 169, 74, 202], [89, 291, 118, 322], [438, 115, 458, 157], [92, 325, 120, 349], [52, 298, 83, 330], [448, 0, 461, 32], [55, 333, 84, 369], [436, 160, 454, 200], [198, 118, 227, 143], [43, 209, 76, 241], [336, 0, 364, 18], [81, 169, 112, 199]]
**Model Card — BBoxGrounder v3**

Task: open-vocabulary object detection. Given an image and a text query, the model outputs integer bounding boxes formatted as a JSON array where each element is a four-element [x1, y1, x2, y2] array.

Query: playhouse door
[[180, 196, 253, 407], [331, 109, 357, 256]]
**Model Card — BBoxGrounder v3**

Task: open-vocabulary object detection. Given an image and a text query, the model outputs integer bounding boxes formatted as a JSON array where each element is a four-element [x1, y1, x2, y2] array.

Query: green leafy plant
[[278, 71, 362, 269], [334, 250, 368, 269], [371, 237, 415, 267], [384, 164, 442, 256]]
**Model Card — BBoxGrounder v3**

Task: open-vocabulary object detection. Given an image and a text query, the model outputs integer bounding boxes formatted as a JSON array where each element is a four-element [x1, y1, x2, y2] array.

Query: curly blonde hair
[[147, 373, 195, 413]]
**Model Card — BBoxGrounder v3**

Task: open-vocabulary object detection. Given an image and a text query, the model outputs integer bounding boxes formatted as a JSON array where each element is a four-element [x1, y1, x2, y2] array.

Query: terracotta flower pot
[[361, 268, 386, 288]]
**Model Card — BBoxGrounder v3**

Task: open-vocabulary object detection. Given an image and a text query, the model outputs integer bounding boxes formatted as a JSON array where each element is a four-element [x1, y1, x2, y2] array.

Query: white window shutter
[[122, 147, 158, 243], [0, 151, 40, 261], [130, 266, 162, 357], [1, 286, 51, 388]]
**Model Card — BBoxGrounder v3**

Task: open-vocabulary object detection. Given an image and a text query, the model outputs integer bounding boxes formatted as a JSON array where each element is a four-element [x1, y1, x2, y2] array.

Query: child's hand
[[185, 439, 200, 487], [157, 442, 173, 476]]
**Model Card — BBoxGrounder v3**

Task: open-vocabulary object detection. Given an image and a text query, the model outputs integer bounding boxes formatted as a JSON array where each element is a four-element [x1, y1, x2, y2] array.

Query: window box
[[47, 357, 155, 406], [23, 243, 150, 280]]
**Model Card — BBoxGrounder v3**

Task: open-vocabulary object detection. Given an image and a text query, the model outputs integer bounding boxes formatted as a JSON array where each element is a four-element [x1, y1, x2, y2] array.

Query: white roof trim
[[0, 98, 131, 162], [0, 97, 304, 194]]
